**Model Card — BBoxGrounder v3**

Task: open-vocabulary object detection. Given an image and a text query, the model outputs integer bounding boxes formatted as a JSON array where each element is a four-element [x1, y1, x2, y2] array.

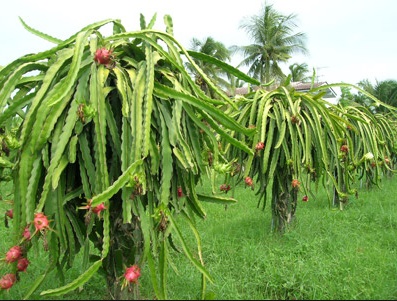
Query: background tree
[[225, 74, 246, 97], [340, 79, 397, 112], [359, 79, 397, 112], [185, 36, 231, 97], [288, 62, 310, 82], [231, 3, 308, 85]]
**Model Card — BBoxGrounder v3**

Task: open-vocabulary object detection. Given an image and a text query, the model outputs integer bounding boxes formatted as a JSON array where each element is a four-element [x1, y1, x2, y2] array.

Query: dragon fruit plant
[[222, 80, 397, 232], [0, 14, 256, 299]]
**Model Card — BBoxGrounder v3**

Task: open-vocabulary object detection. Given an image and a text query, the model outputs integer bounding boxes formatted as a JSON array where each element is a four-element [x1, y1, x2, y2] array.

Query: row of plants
[[219, 81, 397, 232], [0, 14, 396, 299]]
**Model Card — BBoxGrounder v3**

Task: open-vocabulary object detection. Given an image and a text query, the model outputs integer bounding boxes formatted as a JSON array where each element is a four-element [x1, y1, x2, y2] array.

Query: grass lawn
[[1, 175, 397, 300]]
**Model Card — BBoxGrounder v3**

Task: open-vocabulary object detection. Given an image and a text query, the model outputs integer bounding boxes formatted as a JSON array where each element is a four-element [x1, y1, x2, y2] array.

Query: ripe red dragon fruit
[[220, 184, 231, 193], [91, 203, 106, 217], [23, 226, 31, 240], [302, 195, 309, 202], [255, 142, 264, 151], [177, 186, 183, 198], [94, 48, 113, 65], [244, 176, 253, 186], [291, 179, 300, 189], [17, 257, 30, 272], [340, 144, 349, 153], [34, 212, 50, 231], [5, 245, 23, 263], [124, 265, 141, 284], [0, 273, 16, 290], [5, 209, 13, 219]]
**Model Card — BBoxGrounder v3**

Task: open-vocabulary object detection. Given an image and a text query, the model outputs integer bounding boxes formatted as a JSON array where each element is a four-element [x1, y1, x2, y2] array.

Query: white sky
[[1, 0, 396, 87]]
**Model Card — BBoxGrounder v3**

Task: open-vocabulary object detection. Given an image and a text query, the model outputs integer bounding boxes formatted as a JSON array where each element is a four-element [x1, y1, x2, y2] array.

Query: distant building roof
[[291, 81, 338, 99]]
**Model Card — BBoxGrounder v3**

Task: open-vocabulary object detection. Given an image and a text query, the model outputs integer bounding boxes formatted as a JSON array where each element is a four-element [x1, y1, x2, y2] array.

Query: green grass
[[1, 176, 397, 300]]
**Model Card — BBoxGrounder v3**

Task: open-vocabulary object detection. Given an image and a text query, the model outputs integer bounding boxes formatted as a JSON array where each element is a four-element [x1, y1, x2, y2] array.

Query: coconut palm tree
[[364, 79, 397, 112], [185, 36, 231, 97], [342, 79, 397, 113], [289, 62, 310, 82], [231, 3, 308, 85]]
